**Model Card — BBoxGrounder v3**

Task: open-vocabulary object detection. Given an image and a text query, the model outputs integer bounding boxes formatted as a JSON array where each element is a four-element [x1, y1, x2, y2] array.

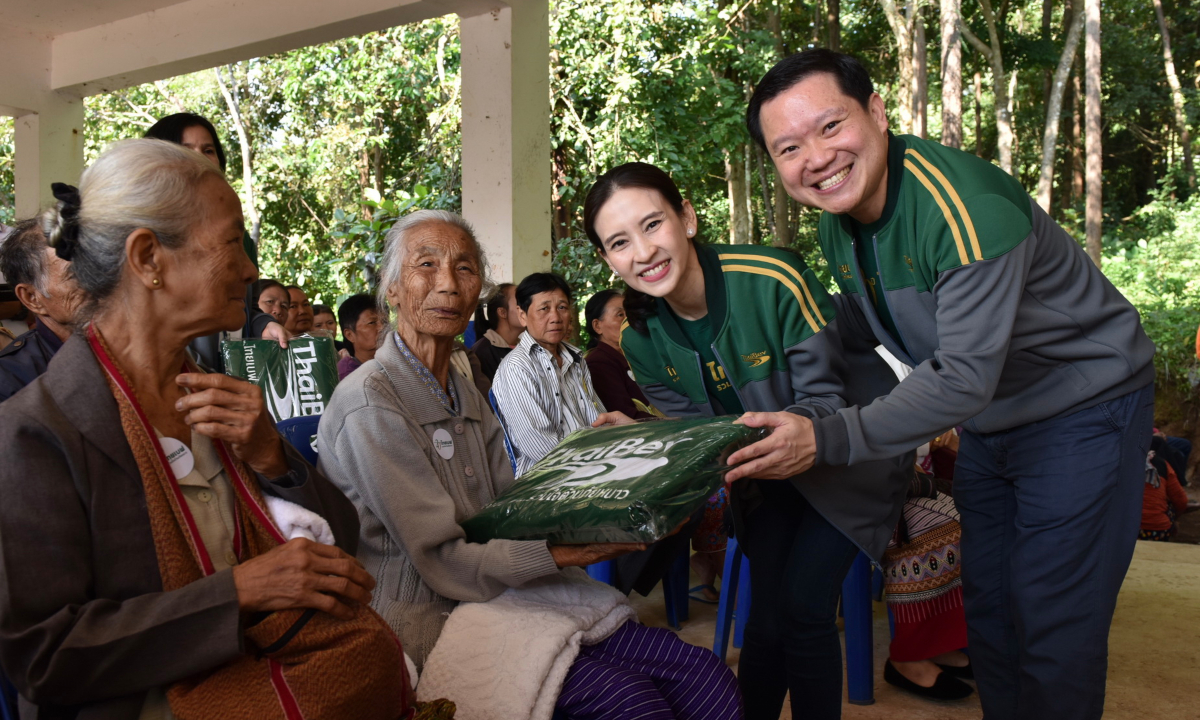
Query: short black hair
[[746, 49, 875, 151], [284, 284, 303, 294], [312, 304, 333, 318], [143, 113, 228, 172], [338, 293, 378, 332], [0, 219, 50, 292], [251, 278, 285, 306], [474, 282, 515, 331], [515, 272, 572, 312]]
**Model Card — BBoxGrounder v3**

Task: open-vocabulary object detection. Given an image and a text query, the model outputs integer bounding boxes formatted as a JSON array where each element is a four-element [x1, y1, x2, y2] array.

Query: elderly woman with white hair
[[0, 139, 413, 719], [318, 210, 743, 720]]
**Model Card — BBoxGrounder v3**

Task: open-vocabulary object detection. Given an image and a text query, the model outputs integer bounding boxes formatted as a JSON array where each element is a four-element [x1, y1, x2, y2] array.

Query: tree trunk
[[1036, 7, 1085, 211], [827, 0, 841, 51], [1071, 68, 1085, 202], [974, 71, 984, 156], [214, 65, 261, 244], [960, 0, 1014, 174], [914, 11, 929, 139], [940, 0, 963, 148], [880, 0, 916, 134], [1084, 0, 1102, 266], [1041, 0, 1054, 108], [1153, 0, 1195, 188], [726, 147, 751, 244], [755, 144, 777, 239]]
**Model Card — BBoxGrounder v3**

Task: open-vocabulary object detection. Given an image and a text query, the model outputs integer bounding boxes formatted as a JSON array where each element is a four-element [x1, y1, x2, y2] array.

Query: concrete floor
[[630, 540, 1200, 719]]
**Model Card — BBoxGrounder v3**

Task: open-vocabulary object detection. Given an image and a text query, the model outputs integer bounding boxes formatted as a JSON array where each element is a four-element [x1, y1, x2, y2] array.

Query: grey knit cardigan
[[317, 333, 561, 666]]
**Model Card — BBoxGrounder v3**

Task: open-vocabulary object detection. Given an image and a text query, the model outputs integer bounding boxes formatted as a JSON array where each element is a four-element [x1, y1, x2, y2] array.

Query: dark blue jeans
[[954, 384, 1154, 720], [737, 481, 859, 720]]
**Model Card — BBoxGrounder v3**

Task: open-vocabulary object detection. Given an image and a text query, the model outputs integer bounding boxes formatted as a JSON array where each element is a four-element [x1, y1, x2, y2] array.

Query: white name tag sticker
[[432, 428, 455, 460], [160, 437, 195, 479]]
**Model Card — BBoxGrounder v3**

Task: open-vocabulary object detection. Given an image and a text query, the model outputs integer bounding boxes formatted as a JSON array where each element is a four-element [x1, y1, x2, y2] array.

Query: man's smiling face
[[759, 72, 891, 224]]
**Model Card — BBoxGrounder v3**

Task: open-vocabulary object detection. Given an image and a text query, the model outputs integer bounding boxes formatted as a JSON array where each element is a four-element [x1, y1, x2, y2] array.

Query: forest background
[[1, 0, 1198, 426]]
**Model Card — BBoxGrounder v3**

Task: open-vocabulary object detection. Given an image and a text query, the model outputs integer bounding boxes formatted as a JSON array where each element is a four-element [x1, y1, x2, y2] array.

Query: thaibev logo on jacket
[[529, 435, 695, 501], [221, 337, 339, 422]]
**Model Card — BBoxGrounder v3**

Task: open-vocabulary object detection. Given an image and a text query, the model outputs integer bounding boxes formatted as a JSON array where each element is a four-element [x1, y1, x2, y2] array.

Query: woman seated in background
[[492, 272, 606, 476], [311, 303, 338, 338], [317, 209, 741, 719], [0, 139, 409, 719], [470, 282, 524, 381], [253, 278, 290, 326], [1141, 436, 1193, 541]]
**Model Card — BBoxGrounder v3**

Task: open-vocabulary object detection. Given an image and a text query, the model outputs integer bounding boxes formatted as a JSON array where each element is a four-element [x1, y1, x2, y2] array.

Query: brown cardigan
[[583, 341, 654, 420], [0, 334, 361, 720]]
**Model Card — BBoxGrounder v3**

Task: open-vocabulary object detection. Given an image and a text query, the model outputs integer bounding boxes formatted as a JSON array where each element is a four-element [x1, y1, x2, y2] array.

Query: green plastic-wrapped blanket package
[[462, 416, 768, 545], [221, 336, 339, 422]]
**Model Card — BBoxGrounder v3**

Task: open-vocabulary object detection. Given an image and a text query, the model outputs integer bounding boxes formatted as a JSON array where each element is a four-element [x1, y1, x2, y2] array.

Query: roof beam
[[52, 0, 502, 96]]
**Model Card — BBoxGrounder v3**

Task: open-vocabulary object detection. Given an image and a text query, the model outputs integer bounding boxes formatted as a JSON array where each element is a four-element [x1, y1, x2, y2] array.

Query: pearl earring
[[687, 229, 694, 237]]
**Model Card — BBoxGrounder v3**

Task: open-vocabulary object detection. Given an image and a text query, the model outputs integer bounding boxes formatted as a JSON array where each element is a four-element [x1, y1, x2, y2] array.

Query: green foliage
[[1103, 192, 1200, 392], [0, 117, 12, 225]]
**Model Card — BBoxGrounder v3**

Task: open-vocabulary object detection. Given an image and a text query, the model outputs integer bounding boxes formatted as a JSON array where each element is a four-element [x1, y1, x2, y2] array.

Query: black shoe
[[884, 660, 975, 700], [935, 661, 974, 680]]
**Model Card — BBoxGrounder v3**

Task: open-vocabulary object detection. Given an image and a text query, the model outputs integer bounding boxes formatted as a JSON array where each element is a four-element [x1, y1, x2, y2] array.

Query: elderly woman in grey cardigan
[[318, 210, 742, 720]]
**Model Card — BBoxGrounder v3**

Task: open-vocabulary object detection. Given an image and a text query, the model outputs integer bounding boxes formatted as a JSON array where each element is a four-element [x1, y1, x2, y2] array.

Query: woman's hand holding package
[[176, 372, 289, 477], [232, 538, 375, 620], [591, 410, 637, 428], [549, 542, 648, 568], [724, 411, 816, 482]]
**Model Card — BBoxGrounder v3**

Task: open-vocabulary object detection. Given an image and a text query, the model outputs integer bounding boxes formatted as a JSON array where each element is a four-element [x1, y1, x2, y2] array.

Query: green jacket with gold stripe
[[620, 242, 911, 561], [811, 133, 1155, 467]]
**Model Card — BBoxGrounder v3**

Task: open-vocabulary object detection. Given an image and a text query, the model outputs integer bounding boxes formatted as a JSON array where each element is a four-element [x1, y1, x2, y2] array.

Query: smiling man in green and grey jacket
[[733, 49, 1156, 720]]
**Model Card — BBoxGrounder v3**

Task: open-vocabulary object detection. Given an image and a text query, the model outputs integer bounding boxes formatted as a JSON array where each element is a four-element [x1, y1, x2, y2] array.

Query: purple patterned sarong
[[556, 621, 742, 720]]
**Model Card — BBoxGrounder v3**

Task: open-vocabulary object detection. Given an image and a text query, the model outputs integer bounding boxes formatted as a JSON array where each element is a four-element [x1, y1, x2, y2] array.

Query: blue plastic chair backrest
[[486, 390, 518, 475], [277, 415, 321, 466]]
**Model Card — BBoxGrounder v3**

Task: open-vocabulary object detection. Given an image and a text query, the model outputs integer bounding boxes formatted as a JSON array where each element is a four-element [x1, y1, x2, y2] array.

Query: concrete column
[[13, 93, 86, 219], [460, 0, 551, 285]]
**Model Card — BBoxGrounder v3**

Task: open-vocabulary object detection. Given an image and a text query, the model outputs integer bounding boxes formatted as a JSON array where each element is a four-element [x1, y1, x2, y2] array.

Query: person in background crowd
[[0, 139, 402, 719], [312, 304, 338, 338], [470, 282, 524, 381], [144, 113, 286, 366], [285, 284, 314, 336], [747, 49, 1155, 720], [1140, 436, 1194, 541], [582, 289, 654, 420], [0, 219, 83, 402], [1153, 429, 1192, 487], [492, 272, 605, 476], [317, 209, 741, 719], [252, 278, 290, 326], [337, 293, 383, 380]]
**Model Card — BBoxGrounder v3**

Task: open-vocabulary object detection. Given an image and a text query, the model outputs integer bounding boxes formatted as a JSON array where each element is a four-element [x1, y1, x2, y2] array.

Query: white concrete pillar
[[460, 0, 551, 285], [14, 92, 86, 219]]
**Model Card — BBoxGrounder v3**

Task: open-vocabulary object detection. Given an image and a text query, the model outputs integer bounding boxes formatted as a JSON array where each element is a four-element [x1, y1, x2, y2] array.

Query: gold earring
[[152, 278, 161, 286]]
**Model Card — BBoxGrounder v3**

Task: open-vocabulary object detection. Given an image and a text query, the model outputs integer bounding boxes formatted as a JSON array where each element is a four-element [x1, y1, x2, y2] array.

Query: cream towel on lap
[[262, 494, 335, 545], [417, 568, 637, 720]]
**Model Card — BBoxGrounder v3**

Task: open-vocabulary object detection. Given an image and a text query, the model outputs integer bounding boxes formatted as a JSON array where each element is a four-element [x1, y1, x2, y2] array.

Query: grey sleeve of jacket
[[638, 381, 709, 417], [256, 440, 361, 556], [781, 319, 848, 420], [813, 240, 1031, 466], [0, 416, 242, 705], [325, 405, 559, 603]]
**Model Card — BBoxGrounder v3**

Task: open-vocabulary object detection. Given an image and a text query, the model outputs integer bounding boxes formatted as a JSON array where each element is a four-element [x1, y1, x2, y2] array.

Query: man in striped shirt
[[492, 272, 606, 476]]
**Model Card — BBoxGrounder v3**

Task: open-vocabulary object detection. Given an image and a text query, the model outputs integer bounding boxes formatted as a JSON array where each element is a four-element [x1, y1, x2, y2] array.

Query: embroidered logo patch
[[740, 351, 771, 368]]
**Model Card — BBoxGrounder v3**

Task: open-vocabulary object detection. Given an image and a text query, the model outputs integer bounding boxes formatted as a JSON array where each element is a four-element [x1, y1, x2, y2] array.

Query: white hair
[[41, 138, 224, 309], [375, 210, 493, 343]]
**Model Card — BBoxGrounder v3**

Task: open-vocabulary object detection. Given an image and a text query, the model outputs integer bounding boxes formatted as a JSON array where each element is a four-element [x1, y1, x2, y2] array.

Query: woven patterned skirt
[[883, 492, 968, 662]]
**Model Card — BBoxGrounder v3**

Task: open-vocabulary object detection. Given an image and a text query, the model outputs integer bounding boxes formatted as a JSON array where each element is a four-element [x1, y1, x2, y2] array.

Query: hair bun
[[46, 183, 82, 261]]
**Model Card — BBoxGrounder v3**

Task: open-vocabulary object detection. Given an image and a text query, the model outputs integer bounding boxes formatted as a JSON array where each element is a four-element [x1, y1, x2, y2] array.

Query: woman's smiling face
[[591, 187, 698, 300]]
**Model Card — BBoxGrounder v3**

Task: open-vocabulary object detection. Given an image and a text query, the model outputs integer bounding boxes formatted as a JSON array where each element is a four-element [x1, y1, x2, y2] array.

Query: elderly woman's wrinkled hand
[[232, 538, 375, 620], [549, 542, 648, 568], [176, 372, 289, 477]]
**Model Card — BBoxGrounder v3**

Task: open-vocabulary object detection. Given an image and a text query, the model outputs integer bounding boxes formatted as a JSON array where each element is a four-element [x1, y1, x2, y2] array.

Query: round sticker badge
[[432, 428, 455, 460], [159, 437, 195, 479]]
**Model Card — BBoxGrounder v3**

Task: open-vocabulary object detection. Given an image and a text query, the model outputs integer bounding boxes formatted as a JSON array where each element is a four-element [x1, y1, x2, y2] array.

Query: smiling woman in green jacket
[[583, 162, 910, 720]]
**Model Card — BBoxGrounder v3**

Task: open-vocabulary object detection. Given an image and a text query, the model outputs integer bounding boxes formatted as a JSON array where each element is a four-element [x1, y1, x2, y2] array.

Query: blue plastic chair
[[277, 415, 321, 465], [486, 389, 518, 474], [587, 544, 690, 630], [713, 541, 877, 705]]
